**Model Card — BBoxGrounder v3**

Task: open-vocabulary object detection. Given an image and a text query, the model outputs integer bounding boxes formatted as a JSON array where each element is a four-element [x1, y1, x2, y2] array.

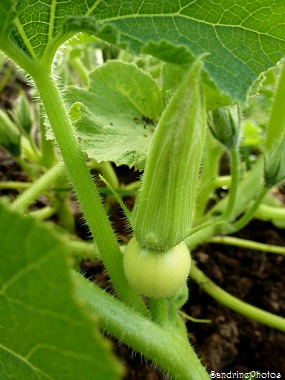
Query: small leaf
[[0, 204, 122, 380], [67, 61, 163, 170]]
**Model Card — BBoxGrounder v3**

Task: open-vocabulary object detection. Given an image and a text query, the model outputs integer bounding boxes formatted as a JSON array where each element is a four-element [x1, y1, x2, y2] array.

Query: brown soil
[[190, 221, 285, 374]]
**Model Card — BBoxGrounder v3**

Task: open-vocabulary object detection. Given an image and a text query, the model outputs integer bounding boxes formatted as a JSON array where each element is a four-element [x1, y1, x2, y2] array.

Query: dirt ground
[[190, 221, 285, 374]]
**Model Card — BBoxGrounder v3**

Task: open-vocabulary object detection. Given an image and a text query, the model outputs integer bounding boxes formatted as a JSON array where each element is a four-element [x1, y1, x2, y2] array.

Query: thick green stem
[[223, 147, 239, 221], [33, 72, 147, 315], [149, 298, 169, 327], [72, 270, 209, 380], [208, 236, 285, 256], [11, 161, 64, 212], [190, 264, 285, 332]]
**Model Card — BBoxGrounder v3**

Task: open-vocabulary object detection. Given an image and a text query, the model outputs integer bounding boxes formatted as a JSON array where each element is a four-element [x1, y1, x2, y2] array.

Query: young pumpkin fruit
[[123, 237, 191, 298]]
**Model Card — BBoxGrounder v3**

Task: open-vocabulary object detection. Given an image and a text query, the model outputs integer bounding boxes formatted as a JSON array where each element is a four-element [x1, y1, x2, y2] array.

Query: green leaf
[[242, 120, 261, 146], [162, 63, 232, 110], [0, 204, 122, 380], [67, 61, 162, 170], [8, 0, 285, 101], [102, 1, 285, 102]]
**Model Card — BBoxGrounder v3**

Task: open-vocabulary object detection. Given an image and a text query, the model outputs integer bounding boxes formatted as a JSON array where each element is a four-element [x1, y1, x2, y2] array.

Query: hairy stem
[[149, 298, 169, 327], [72, 270, 209, 380], [33, 72, 147, 315]]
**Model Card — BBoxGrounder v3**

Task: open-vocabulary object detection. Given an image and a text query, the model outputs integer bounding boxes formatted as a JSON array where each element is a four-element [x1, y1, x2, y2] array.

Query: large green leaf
[[7, 0, 285, 101], [67, 61, 162, 170], [0, 204, 122, 380]]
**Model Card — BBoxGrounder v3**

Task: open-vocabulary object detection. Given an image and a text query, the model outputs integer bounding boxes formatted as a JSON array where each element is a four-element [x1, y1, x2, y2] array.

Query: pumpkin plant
[[1, 1, 285, 379]]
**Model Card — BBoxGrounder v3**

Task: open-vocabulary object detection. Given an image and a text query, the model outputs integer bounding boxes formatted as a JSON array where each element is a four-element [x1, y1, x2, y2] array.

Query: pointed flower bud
[[0, 109, 21, 157], [13, 93, 33, 135], [207, 105, 241, 149], [132, 57, 206, 251], [264, 134, 285, 188]]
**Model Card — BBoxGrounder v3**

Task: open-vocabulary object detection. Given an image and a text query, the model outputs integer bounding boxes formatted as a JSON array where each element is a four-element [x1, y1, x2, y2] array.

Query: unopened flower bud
[[207, 105, 241, 149], [14, 93, 33, 135], [0, 109, 21, 157], [264, 135, 285, 188], [132, 57, 206, 251]]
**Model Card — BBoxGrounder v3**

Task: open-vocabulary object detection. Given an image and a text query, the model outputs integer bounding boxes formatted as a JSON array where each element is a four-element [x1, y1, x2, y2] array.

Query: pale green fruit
[[123, 237, 191, 298]]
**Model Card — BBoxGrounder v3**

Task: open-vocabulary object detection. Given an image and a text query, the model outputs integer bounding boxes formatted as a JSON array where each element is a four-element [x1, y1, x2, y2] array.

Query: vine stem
[[29, 205, 57, 220], [11, 161, 64, 212], [231, 186, 268, 232], [72, 270, 209, 380], [190, 264, 285, 332], [255, 203, 285, 220], [2, 40, 147, 313], [32, 71, 147, 315], [149, 298, 168, 327], [0, 181, 30, 190], [213, 175, 231, 188], [208, 235, 285, 256]]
